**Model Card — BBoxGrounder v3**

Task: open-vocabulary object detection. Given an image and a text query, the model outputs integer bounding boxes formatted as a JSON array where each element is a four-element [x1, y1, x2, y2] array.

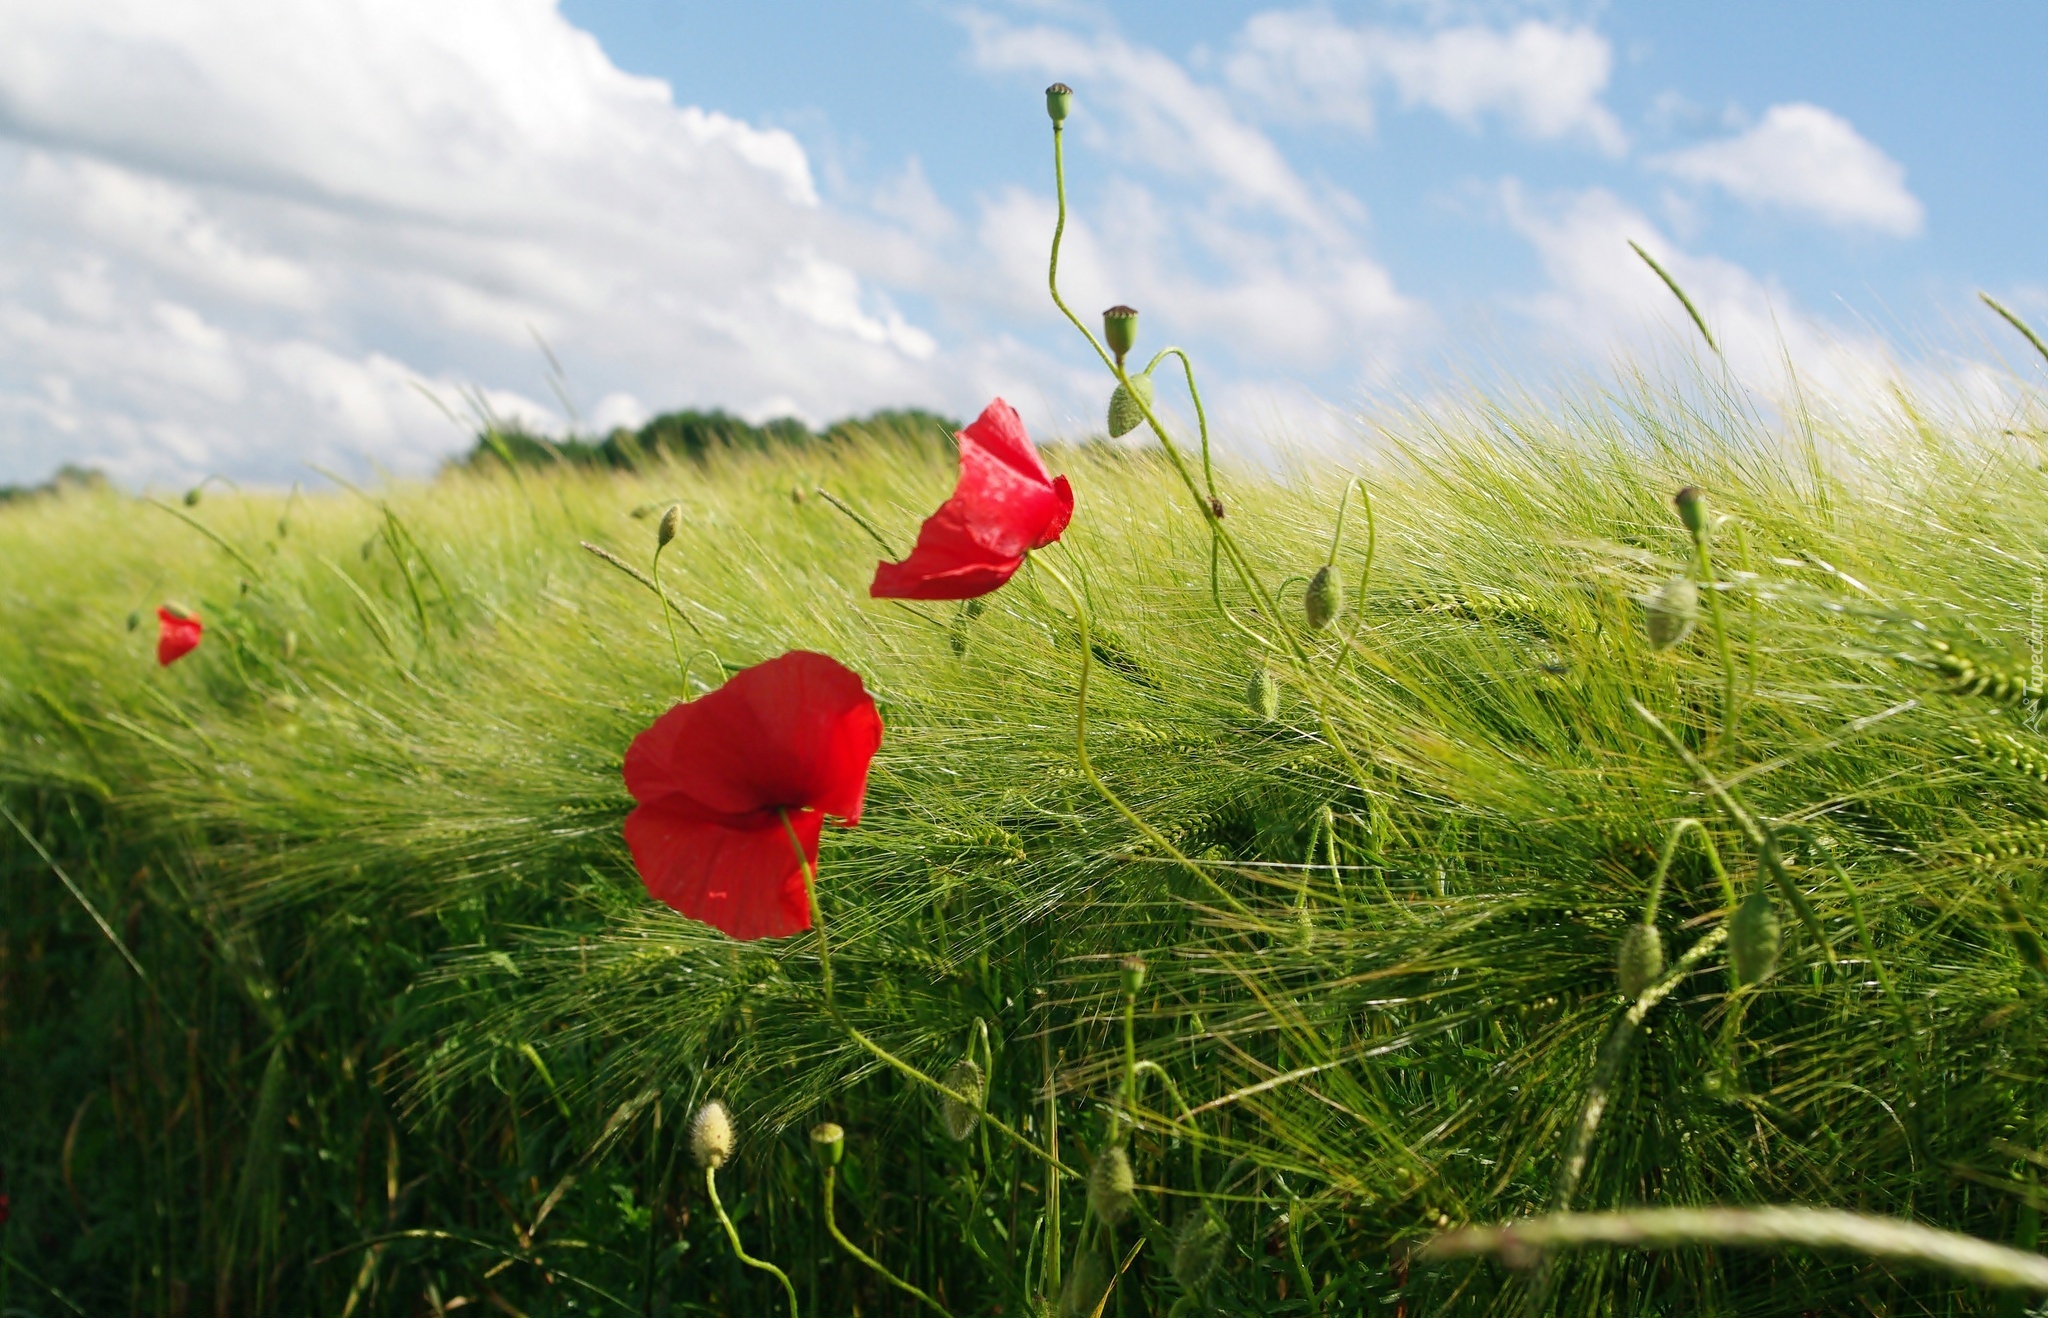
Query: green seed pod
[[1046, 82, 1073, 124], [1247, 668, 1280, 720], [939, 1059, 985, 1141], [1107, 372, 1155, 438], [183, 486, 203, 507], [657, 504, 681, 548], [1120, 954, 1147, 996], [1616, 922, 1665, 999], [1729, 890, 1782, 986], [125, 610, 140, 632], [1103, 305, 1139, 363], [1087, 1146, 1135, 1225], [1304, 565, 1343, 631], [1060, 1241, 1114, 1318], [690, 1099, 734, 1170], [1171, 1210, 1227, 1292], [808, 1121, 844, 1168], [1674, 485, 1707, 534], [1642, 574, 1698, 650]]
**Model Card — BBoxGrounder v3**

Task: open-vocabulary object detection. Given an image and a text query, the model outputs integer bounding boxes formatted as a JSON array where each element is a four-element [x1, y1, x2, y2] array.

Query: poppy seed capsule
[[1103, 305, 1139, 363], [657, 504, 681, 548], [1247, 668, 1280, 720], [1674, 485, 1707, 534], [1046, 82, 1073, 124], [808, 1122, 844, 1168], [1120, 953, 1147, 996], [1171, 1211, 1227, 1291], [1729, 891, 1782, 986], [1060, 1244, 1113, 1318], [1107, 372, 1155, 438], [690, 1100, 735, 1170], [1643, 574, 1698, 650], [1616, 921, 1665, 999], [940, 1059, 985, 1141], [1305, 565, 1343, 631], [1088, 1146, 1136, 1225]]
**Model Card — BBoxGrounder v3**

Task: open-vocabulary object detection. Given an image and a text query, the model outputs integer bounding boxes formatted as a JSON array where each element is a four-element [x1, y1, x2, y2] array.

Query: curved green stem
[[822, 1166, 953, 1317], [1336, 477, 1379, 660], [1131, 1060, 1206, 1198], [1689, 518, 1739, 748], [706, 1165, 799, 1318], [1035, 555, 1250, 916], [1645, 817, 1734, 922], [1049, 126, 1116, 376], [814, 486, 901, 559], [842, 1020, 1076, 1178], [652, 541, 689, 698], [781, 809, 832, 1008]]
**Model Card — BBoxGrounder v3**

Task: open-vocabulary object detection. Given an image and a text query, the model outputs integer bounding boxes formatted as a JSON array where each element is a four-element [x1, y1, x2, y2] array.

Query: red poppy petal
[[869, 498, 1027, 600], [622, 651, 883, 823], [156, 608, 203, 666], [1032, 474, 1075, 550], [954, 399, 1063, 560], [624, 801, 819, 940]]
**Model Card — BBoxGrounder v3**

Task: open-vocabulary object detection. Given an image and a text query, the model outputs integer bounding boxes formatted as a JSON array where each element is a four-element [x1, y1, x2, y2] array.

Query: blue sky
[[1, 0, 2043, 486]]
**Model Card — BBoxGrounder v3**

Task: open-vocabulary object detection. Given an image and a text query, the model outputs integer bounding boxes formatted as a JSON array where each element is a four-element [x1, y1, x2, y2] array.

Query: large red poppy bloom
[[870, 398, 1074, 600], [157, 607, 203, 666], [622, 651, 883, 940]]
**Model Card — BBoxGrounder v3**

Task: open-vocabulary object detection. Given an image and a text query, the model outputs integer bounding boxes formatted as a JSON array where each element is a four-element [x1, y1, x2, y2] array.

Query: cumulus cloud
[[1224, 10, 1627, 155], [0, 0, 953, 485], [1653, 103, 1924, 237]]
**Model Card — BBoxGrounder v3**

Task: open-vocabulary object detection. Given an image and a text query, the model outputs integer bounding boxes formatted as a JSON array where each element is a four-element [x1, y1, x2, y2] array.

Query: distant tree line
[[0, 463, 107, 505], [453, 407, 963, 471]]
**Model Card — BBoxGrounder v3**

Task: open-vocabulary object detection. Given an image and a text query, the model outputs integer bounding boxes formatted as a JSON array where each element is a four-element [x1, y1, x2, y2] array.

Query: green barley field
[[9, 356, 2048, 1316]]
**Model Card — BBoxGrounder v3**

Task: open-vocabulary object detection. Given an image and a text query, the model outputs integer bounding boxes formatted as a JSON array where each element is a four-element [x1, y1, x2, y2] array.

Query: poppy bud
[[791, 486, 806, 505], [1107, 372, 1154, 438], [1046, 82, 1073, 124], [126, 610, 140, 632], [1088, 1146, 1136, 1225], [1172, 1210, 1228, 1291], [690, 1099, 735, 1170], [183, 486, 203, 507], [1616, 922, 1664, 999], [1103, 306, 1139, 364], [1305, 565, 1343, 631], [940, 1059, 985, 1141], [1674, 486, 1707, 535], [1729, 891, 1781, 986], [1642, 574, 1698, 650], [1120, 953, 1147, 996], [809, 1121, 845, 1168], [1060, 1241, 1114, 1318], [657, 504, 681, 548], [1247, 668, 1280, 720]]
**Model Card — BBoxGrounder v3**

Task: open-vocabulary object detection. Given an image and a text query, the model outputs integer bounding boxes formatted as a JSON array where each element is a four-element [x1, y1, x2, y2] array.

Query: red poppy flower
[[622, 651, 883, 940], [870, 398, 1074, 600], [156, 607, 203, 666]]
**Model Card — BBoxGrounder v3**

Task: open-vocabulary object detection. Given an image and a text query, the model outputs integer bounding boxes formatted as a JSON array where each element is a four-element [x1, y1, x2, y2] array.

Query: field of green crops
[[8, 365, 2048, 1316]]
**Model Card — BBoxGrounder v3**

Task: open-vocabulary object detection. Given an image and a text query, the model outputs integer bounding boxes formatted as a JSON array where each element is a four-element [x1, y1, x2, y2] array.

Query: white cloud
[[1225, 11, 1627, 155], [1653, 103, 1924, 237], [0, 0, 951, 485]]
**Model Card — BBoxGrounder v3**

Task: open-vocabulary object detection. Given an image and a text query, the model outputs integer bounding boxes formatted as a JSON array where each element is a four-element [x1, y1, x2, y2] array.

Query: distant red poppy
[[622, 651, 883, 940], [870, 398, 1074, 600], [156, 607, 203, 666]]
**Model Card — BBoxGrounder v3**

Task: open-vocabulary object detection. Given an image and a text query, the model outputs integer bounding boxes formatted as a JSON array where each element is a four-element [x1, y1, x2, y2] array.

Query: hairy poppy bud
[[1305, 565, 1342, 631], [1642, 574, 1698, 650], [657, 504, 681, 548], [940, 1059, 985, 1141], [1088, 1146, 1136, 1225], [1616, 922, 1664, 999], [809, 1121, 844, 1168], [1674, 486, 1707, 535], [1103, 306, 1139, 364], [126, 610, 140, 632], [1107, 372, 1155, 438], [791, 486, 806, 505], [691, 1099, 735, 1170], [1120, 954, 1147, 996], [1172, 1210, 1227, 1291], [183, 486, 203, 507], [1729, 891, 1781, 986], [1060, 1242, 1114, 1318], [1247, 668, 1280, 720], [1245, 671, 1277, 720], [1046, 82, 1073, 124]]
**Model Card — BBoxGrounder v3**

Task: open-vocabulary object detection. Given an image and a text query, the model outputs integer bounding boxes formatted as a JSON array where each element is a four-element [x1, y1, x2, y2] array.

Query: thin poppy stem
[[706, 1165, 800, 1318], [814, 486, 901, 560], [780, 808, 831, 1008], [822, 1166, 954, 1317], [1033, 556, 1250, 916], [1688, 516, 1740, 750], [652, 540, 689, 698]]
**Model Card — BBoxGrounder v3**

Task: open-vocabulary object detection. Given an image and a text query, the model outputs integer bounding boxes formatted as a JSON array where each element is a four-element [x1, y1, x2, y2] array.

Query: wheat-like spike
[[1963, 820, 2048, 865], [1927, 639, 2048, 711], [1966, 730, 2048, 786]]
